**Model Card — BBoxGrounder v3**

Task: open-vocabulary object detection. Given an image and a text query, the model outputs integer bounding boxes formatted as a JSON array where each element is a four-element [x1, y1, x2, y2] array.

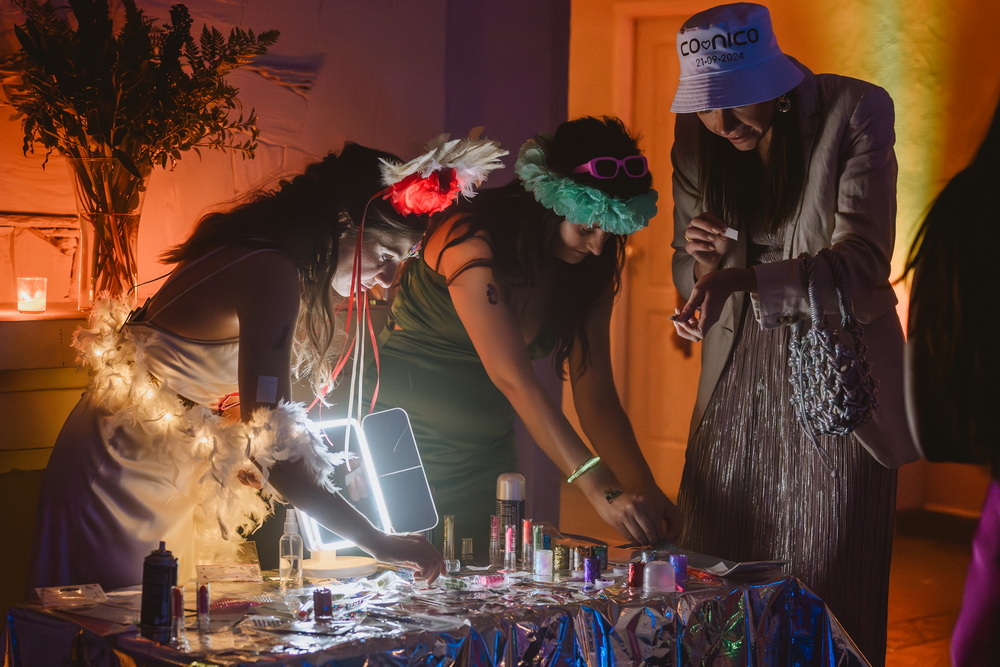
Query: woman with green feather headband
[[367, 116, 676, 558]]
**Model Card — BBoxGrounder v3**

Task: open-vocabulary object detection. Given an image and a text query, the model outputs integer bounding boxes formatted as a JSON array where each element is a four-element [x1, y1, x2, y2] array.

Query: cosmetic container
[[313, 587, 333, 619], [670, 553, 689, 591], [140, 541, 177, 641], [503, 524, 518, 571], [533, 549, 553, 576], [169, 585, 187, 648], [197, 582, 211, 630], [521, 518, 534, 570], [461, 537, 475, 566], [627, 562, 645, 589], [496, 473, 525, 557], [442, 514, 456, 561], [279, 511, 304, 590], [489, 515, 502, 568], [642, 561, 676, 595], [473, 573, 511, 588]]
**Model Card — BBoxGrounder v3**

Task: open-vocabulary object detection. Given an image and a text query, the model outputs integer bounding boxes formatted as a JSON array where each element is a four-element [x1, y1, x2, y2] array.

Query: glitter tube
[[170, 585, 185, 645], [504, 524, 517, 571], [627, 562, 645, 589], [440, 575, 473, 590], [461, 537, 475, 565], [196, 582, 210, 630], [553, 544, 569, 571], [533, 524, 545, 551], [592, 545, 608, 571], [474, 573, 509, 588], [521, 518, 534, 570], [670, 554, 688, 590], [443, 515, 456, 560], [489, 515, 502, 568], [571, 546, 587, 571], [583, 556, 600, 583]]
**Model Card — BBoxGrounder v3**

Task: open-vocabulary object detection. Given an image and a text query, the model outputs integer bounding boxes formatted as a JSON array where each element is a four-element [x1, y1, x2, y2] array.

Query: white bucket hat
[[670, 3, 804, 113]]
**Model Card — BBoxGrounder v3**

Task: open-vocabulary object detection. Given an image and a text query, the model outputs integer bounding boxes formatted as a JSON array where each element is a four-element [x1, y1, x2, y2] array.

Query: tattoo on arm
[[486, 283, 499, 305]]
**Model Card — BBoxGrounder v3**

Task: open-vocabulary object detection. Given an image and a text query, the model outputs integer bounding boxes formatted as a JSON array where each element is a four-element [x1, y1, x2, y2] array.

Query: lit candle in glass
[[17, 276, 47, 313]]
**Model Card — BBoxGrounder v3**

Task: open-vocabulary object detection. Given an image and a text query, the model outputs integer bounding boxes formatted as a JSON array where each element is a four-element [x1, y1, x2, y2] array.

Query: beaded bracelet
[[566, 456, 602, 484]]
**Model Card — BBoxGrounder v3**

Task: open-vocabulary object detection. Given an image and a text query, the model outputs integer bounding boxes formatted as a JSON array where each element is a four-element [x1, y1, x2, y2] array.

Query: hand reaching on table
[[365, 532, 446, 583], [576, 466, 680, 546]]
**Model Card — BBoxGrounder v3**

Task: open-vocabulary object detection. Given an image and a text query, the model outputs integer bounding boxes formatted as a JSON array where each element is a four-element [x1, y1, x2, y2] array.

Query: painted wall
[[0, 0, 570, 304]]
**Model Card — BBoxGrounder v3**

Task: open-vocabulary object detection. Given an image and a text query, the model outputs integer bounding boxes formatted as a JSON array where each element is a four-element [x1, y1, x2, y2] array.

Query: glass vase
[[68, 157, 151, 310]]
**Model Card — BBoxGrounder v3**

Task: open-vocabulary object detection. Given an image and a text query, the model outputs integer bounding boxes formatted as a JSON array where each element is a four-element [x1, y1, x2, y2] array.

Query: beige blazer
[[670, 62, 920, 469]]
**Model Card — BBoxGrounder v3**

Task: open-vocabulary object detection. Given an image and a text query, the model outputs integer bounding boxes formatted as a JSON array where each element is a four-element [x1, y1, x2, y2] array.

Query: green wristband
[[566, 456, 601, 484]]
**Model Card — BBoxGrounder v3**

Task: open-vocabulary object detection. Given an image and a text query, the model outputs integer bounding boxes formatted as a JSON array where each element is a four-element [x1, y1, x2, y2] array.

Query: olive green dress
[[367, 257, 552, 561]]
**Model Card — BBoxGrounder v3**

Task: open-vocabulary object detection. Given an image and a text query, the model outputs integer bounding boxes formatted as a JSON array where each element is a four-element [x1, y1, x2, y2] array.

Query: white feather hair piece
[[380, 127, 508, 198]]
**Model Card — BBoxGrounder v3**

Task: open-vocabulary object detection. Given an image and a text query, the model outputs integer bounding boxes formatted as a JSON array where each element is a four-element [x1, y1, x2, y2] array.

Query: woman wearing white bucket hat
[[667, 4, 919, 665]]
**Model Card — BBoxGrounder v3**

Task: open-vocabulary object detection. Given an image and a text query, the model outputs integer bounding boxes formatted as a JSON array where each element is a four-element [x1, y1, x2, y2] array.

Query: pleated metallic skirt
[[678, 300, 897, 667]]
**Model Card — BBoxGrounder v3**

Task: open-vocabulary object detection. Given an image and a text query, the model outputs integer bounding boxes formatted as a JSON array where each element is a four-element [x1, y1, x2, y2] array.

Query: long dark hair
[[903, 100, 999, 473], [699, 91, 804, 235], [163, 143, 427, 393], [427, 116, 650, 375]]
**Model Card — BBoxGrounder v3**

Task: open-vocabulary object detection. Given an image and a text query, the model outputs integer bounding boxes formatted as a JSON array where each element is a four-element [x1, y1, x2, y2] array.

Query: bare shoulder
[[148, 247, 299, 340], [233, 250, 298, 288], [424, 213, 493, 277]]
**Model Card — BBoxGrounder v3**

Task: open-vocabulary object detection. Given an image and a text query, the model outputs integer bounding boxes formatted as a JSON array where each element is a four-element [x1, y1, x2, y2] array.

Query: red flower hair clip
[[379, 128, 507, 216]]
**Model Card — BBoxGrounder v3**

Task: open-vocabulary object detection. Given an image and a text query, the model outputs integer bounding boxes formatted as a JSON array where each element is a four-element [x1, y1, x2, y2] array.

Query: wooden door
[[615, 6, 706, 499], [562, 2, 706, 537]]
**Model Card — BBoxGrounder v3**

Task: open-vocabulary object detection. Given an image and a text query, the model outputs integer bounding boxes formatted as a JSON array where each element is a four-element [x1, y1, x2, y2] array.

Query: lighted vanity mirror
[[295, 408, 438, 576]]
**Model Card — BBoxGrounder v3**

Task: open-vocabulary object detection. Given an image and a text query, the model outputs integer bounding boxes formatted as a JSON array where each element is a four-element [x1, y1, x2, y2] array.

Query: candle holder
[[17, 276, 47, 313]]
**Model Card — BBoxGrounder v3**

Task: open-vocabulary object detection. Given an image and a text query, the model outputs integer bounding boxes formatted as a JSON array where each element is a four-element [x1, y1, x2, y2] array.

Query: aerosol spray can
[[496, 473, 525, 560], [140, 541, 178, 642]]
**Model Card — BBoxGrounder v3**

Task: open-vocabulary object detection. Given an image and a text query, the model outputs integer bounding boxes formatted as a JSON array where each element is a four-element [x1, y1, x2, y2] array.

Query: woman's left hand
[[641, 485, 682, 542], [578, 468, 678, 545]]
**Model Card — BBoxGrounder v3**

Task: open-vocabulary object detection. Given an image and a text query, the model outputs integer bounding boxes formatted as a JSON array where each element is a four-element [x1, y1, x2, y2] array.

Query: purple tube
[[313, 587, 333, 619], [670, 554, 688, 590], [583, 556, 600, 583]]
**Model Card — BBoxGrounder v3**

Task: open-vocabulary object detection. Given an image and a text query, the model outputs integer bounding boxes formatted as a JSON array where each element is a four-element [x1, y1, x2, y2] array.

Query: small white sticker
[[723, 227, 739, 240], [256, 375, 279, 404]]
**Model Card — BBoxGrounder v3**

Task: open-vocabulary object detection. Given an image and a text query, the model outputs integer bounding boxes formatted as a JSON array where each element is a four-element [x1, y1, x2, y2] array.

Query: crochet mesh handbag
[[787, 249, 879, 438]]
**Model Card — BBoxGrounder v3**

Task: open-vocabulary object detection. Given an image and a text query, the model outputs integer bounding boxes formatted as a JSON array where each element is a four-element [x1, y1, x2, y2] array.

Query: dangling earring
[[776, 95, 791, 113]]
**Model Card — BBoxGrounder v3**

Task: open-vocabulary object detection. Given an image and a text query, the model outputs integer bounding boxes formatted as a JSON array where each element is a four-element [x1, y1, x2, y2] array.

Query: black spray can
[[140, 541, 178, 641]]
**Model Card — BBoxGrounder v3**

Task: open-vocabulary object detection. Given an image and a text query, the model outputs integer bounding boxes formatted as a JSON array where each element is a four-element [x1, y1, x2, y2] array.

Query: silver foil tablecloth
[[3, 569, 869, 666]]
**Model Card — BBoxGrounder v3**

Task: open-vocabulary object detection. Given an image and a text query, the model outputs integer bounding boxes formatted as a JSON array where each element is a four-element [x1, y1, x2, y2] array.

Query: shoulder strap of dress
[[145, 247, 283, 320]]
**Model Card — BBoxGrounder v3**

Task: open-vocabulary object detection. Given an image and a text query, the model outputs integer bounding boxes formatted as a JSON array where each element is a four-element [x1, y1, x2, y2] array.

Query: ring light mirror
[[295, 407, 438, 577]]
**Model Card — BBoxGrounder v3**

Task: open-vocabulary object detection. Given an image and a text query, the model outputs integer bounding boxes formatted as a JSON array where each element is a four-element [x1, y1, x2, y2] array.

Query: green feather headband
[[514, 140, 658, 235]]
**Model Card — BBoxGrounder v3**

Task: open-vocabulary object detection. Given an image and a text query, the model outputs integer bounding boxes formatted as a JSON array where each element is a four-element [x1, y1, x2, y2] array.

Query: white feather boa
[[73, 298, 349, 543]]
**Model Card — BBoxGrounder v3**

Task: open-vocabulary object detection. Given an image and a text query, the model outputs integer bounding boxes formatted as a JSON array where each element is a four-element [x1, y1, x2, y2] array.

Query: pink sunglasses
[[573, 155, 649, 179]]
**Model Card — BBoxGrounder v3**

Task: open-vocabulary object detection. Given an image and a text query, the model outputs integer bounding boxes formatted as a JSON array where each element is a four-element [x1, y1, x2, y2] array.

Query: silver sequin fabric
[[677, 233, 897, 667]]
